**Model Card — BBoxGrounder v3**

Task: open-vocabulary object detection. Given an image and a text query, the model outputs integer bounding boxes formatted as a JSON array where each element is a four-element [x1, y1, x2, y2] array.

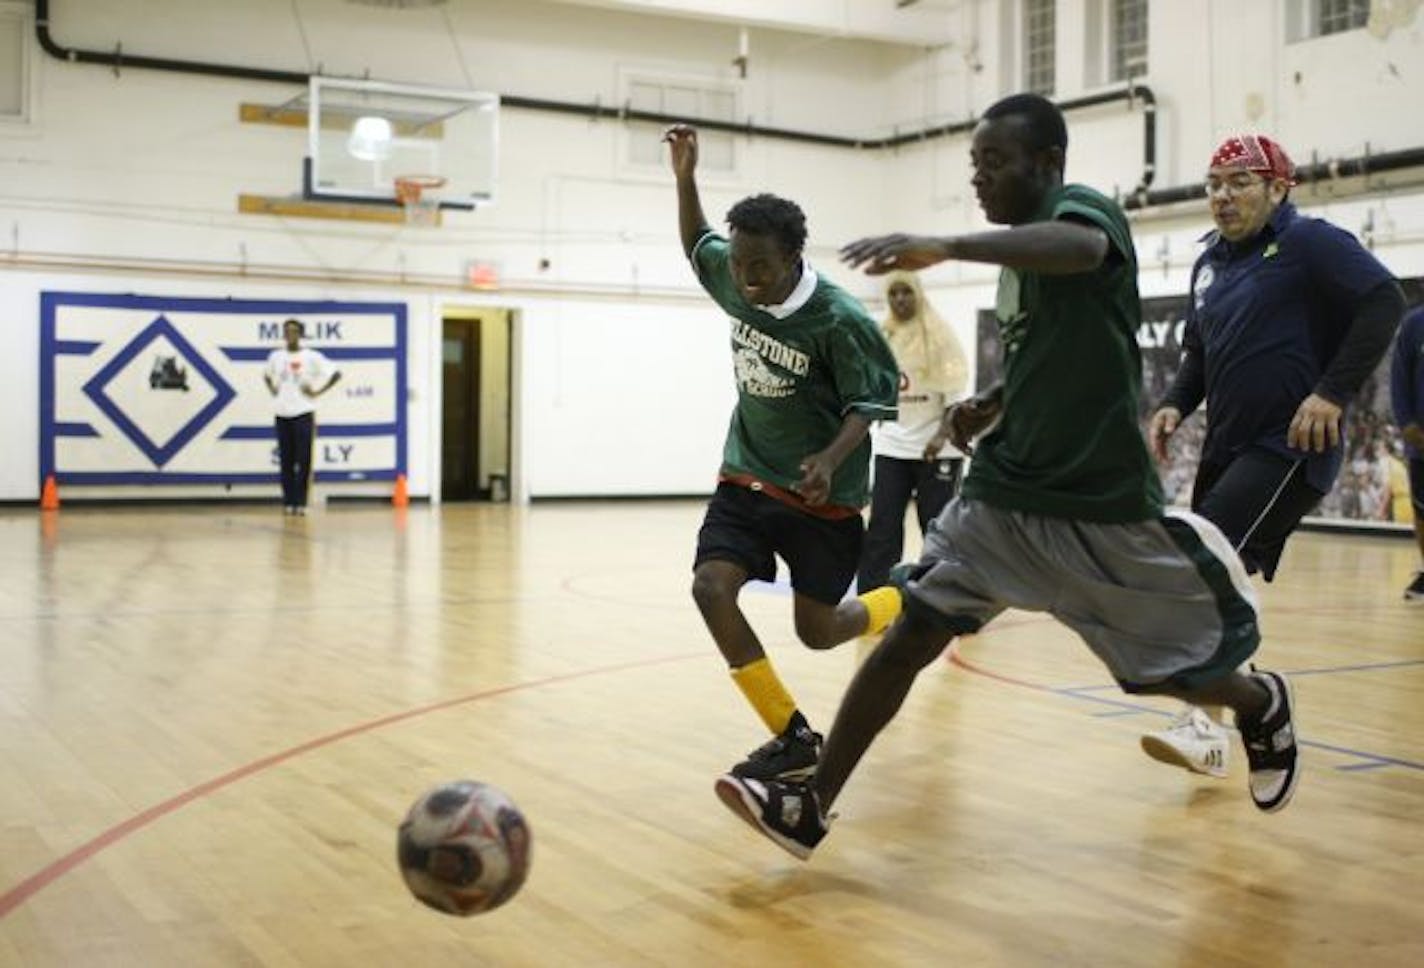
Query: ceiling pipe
[[34, 0, 1152, 157], [31, 1, 1151, 152], [1126, 145, 1424, 210], [36, 1, 1421, 213]]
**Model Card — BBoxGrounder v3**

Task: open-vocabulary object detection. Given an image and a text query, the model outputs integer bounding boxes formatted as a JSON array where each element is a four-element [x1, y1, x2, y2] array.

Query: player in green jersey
[[666, 124, 903, 783], [714, 94, 1301, 861]]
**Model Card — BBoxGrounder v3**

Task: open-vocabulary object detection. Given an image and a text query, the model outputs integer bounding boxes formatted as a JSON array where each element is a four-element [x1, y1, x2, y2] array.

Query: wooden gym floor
[[0, 501, 1420, 967]]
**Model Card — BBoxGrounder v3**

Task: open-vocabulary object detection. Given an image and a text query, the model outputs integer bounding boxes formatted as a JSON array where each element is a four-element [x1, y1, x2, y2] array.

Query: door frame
[[435, 304, 518, 505]]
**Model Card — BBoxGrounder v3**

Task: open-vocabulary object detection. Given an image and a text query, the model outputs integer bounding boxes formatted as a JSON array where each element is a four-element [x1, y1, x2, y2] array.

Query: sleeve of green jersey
[[1052, 186, 1135, 268], [689, 231, 741, 311], [828, 311, 900, 422]]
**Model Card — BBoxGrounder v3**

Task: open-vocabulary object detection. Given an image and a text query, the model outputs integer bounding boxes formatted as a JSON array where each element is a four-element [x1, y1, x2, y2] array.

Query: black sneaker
[[1405, 572, 1424, 603], [731, 714, 821, 781], [1238, 671, 1299, 813], [714, 774, 829, 860]]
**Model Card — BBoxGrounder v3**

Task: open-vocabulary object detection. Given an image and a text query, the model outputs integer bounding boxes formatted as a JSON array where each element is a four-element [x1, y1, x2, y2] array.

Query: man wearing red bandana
[[1143, 134, 1406, 778]]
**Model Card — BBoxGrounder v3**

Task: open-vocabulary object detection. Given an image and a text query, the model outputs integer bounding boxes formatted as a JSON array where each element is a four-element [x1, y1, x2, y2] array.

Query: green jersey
[[961, 184, 1164, 522], [691, 231, 899, 508]]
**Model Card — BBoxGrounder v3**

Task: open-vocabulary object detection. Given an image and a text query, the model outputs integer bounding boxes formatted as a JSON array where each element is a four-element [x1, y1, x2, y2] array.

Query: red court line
[[946, 644, 1057, 692], [0, 651, 703, 920]]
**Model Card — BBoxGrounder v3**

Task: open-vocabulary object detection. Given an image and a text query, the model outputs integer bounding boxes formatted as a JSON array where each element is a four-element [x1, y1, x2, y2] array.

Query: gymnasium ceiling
[[540, 0, 968, 48]]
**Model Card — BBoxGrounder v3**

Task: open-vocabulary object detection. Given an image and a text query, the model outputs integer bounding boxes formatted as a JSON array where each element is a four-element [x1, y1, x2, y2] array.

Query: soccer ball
[[397, 780, 532, 916]]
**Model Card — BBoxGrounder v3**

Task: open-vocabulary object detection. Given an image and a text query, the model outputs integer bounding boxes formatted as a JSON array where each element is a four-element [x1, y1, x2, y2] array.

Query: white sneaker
[[1140, 706, 1230, 778]]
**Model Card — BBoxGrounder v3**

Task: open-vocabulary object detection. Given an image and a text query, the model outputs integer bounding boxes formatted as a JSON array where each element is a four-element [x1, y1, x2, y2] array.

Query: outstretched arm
[[665, 124, 711, 259], [840, 221, 1109, 277]]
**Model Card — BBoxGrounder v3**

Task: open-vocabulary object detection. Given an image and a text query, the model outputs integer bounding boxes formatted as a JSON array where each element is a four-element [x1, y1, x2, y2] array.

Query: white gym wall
[[1, 0, 1421, 501]]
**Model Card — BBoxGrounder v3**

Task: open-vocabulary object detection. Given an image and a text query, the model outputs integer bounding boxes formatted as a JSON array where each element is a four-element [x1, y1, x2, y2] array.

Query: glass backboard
[[305, 76, 498, 211]]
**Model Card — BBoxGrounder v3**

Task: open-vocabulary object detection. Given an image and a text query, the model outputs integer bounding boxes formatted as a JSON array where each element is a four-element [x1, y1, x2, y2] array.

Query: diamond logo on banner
[[82, 315, 237, 468]]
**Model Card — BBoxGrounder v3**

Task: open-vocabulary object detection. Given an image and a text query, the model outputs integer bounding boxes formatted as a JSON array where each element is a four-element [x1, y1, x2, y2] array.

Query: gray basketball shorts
[[899, 498, 1261, 694]]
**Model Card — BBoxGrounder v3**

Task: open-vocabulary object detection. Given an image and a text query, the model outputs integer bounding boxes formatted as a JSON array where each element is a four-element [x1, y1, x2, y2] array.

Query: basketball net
[[394, 175, 446, 227]]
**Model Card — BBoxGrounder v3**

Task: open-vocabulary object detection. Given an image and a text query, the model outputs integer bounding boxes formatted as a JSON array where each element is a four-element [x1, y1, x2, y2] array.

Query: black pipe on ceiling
[[1126, 146, 1424, 210], [34, 0, 1422, 212], [33, 0, 1158, 197]]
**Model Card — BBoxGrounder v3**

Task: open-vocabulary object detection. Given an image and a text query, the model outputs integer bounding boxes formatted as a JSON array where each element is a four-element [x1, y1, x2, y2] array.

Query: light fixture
[[347, 116, 394, 161]]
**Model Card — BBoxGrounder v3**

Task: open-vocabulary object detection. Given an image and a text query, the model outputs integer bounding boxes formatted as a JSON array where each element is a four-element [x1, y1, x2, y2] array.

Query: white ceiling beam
[[541, 0, 965, 48]]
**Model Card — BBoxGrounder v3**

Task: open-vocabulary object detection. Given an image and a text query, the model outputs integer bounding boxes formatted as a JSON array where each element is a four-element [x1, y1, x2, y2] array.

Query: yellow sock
[[731, 657, 798, 734], [858, 586, 903, 635]]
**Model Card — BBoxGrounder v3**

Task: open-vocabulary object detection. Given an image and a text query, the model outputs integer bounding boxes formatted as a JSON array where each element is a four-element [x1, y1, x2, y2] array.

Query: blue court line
[[1062, 657, 1424, 693], [756, 586, 1423, 771], [1049, 681, 1424, 773]]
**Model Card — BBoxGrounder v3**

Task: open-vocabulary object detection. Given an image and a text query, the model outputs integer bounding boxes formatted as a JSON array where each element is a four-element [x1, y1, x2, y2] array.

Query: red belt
[[719, 472, 861, 521]]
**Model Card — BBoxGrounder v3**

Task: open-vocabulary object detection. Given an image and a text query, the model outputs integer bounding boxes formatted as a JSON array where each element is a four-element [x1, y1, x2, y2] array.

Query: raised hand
[[663, 124, 699, 179]]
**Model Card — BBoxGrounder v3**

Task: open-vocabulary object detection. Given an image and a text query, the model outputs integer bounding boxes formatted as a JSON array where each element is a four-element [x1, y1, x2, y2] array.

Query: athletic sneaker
[[734, 711, 825, 785], [731, 713, 822, 781], [1237, 671, 1299, 813], [1404, 572, 1424, 602], [1140, 706, 1230, 778], [714, 774, 829, 861]]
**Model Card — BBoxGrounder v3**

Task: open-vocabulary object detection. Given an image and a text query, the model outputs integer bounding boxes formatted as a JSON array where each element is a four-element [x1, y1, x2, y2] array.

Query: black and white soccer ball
[[397, 780, 532, 916]]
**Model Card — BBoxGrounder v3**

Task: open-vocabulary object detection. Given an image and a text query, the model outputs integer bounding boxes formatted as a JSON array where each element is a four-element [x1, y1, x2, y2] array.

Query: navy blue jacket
[[1165, 202, 1397, 492]]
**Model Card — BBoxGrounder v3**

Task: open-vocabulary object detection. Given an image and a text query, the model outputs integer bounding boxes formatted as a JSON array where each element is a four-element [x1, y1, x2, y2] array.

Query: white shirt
[[873, 370, 963, 460], [265, 347, 336, 418]]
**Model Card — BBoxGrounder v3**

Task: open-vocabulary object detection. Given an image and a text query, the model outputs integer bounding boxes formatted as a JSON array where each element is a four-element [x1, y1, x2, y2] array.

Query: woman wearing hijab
[[857, 272, 969, 593]]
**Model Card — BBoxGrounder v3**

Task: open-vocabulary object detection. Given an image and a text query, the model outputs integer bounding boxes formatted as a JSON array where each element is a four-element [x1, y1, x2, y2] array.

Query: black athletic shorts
[[1192, 447, 1324, 582], [693, 482, 863, 605], [1410, 458, 1424, 516]]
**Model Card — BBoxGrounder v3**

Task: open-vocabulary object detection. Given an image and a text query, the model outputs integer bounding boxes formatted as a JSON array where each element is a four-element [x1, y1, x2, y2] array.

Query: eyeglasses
[[1204, 173, 1265, 198]]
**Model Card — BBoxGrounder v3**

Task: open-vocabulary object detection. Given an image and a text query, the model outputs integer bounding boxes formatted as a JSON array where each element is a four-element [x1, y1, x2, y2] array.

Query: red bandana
[[1209, 134, 1297, 185]]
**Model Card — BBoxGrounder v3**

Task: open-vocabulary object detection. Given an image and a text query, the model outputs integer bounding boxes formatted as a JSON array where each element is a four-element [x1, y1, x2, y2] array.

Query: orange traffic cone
[[40, 475, 60, 511], [391, 473, 409, 508]]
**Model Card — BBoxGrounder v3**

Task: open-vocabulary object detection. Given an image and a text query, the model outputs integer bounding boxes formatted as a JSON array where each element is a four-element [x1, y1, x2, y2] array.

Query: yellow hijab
[[881, 271, 967, 398]]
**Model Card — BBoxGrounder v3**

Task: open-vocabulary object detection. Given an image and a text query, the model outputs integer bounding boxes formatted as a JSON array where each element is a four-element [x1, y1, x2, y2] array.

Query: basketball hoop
[[394, 174, 447, 227]]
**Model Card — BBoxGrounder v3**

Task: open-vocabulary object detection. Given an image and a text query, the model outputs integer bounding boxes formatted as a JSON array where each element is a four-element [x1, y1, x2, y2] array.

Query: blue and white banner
[[41, 293, 407, 485]]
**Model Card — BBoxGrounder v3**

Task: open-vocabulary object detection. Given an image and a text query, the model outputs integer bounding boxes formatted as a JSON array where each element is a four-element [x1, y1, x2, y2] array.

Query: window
[[0, 4, 29, 123], [1110, 0, 1148, 81], [1286, 0, 1370, 41], [625, 76, 737, 173], [1316, 0, 1370, 36], [1023, 0, 1056, 96]]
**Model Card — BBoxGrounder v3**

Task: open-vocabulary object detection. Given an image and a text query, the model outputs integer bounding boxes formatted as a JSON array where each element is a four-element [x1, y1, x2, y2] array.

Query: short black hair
[[725, 194, 807, 256], [283, 318, 304, 335], [982, 93, 1068, 154]]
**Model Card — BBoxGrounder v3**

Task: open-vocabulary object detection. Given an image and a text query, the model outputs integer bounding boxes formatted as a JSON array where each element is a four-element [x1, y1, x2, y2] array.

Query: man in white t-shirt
[[264, 319, 341, 515]]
